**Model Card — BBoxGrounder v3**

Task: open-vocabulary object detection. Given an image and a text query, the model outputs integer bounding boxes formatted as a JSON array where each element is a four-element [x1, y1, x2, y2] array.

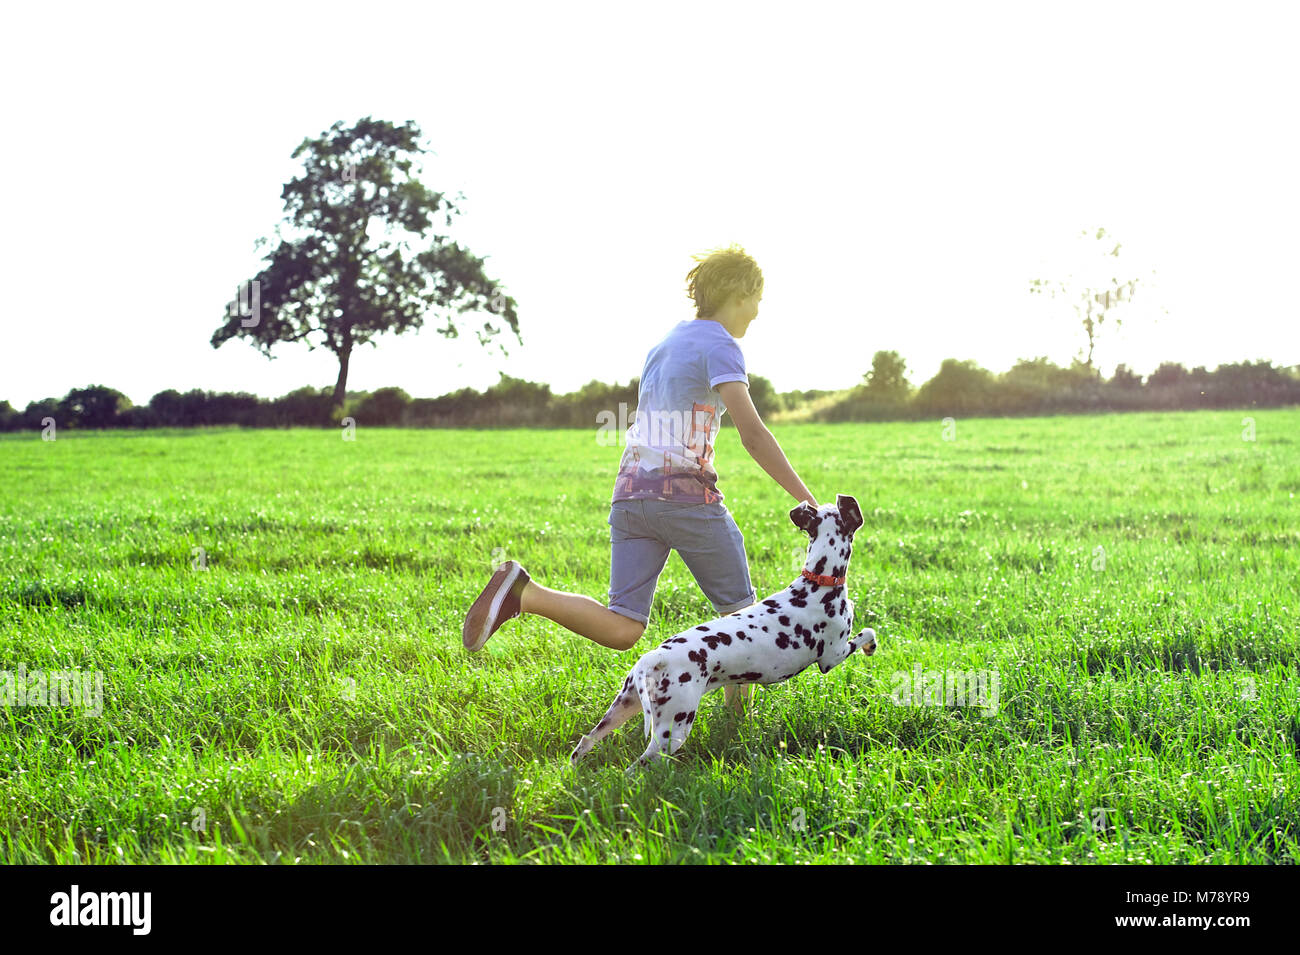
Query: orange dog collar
[[801, 569, 846, 587]]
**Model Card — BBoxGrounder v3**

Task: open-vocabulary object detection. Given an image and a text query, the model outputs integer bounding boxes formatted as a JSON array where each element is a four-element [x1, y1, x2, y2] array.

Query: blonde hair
[[685, 244, 764, 318]]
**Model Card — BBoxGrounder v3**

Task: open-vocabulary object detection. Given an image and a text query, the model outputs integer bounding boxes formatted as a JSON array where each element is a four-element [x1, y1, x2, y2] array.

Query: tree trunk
[[333, 344, 351, 413], [1083, 299, 1095, 370]]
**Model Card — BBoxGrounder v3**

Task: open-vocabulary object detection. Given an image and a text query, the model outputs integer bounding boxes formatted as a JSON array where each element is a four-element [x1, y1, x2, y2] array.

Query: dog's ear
[[789, 501, 819, 534], [836, 494, 863, 535]]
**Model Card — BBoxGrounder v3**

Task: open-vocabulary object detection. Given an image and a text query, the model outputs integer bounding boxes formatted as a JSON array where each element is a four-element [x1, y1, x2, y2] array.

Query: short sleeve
[[706, 337, 749, 390]]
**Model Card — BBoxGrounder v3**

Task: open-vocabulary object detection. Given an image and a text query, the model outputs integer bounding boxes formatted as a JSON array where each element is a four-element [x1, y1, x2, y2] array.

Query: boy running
[[462, 245, 817, 711]]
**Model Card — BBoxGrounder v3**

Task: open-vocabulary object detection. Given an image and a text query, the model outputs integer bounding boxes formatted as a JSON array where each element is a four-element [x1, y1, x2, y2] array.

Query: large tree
[[212, 117, 520, 413]]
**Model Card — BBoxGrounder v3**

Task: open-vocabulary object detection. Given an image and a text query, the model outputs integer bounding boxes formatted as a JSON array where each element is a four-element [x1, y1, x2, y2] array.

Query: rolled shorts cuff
[[712, 592, 758, 615], [608, 603, 649, 625]]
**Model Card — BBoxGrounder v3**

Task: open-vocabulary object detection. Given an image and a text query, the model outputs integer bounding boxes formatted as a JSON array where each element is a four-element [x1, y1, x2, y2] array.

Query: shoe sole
[[463, 561, 523, 651]]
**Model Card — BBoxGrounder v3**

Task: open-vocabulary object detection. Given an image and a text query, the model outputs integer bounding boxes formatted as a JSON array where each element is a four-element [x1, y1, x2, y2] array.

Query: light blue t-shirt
[[611, 319, 749, 504]]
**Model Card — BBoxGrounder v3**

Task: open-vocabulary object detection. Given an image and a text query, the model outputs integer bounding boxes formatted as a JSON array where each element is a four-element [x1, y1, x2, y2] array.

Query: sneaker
[[463, 560, 530, 651]]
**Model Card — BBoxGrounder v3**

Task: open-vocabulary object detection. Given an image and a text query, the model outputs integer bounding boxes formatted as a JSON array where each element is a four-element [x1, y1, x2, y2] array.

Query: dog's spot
[[775, 633, 790, 649], [671, 637, 688, 644], [654, 695, 671, 705], [779, 615, 791, 626], [678, 673, 691, 683], [737, 672, 763, 681], [763, 599, 780, 608], [761, 626, 768, 632], [813, 557, 827, 575], [674, 711, 689, 722], [696, 625, 710, 631], [816, 639, 825, 656]]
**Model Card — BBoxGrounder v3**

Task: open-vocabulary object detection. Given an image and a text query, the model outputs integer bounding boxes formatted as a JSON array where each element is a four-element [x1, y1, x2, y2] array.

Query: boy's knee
[[611, 616, 645, 651]]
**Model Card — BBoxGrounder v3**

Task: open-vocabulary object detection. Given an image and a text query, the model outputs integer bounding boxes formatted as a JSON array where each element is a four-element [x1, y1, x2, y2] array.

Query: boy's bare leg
[[517, 584, 756, 713], [519, 580, 645, 651], [724, 682, 755, 714]]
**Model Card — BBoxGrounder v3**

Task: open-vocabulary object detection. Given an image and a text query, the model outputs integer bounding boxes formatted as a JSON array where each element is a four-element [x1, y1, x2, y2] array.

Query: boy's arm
[[716, 381, 816, 506]]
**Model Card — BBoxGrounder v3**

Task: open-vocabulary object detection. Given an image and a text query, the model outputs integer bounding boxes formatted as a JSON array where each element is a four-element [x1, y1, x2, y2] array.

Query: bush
[[992, 357, 1100, 414], [863, 350, 913, 404], [21, 398, 62, 431], [58, 385, 133, 429], [353, 387, 411, 426], [265, 386, 334, 427], [547, 379, 638, 430], [914, 359, 999, 416]]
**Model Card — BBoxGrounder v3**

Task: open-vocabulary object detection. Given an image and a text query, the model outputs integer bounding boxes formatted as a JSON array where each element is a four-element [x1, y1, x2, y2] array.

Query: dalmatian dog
[[571, 493, 878, 773]]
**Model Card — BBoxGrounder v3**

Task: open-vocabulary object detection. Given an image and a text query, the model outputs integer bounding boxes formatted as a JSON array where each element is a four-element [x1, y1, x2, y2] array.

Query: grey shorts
[[607, 499, 757, 625]]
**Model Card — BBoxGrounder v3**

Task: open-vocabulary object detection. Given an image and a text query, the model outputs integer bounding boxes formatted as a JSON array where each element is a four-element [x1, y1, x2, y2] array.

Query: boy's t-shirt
[[611, 318, 749, 504]]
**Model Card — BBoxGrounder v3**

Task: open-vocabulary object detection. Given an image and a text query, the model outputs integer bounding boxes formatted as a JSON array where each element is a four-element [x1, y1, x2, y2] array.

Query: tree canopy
[[212, 117, 520, 413]]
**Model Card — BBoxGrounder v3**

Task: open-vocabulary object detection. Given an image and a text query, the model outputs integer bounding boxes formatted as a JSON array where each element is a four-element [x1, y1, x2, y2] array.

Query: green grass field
[[2, 408, 1297, 863]]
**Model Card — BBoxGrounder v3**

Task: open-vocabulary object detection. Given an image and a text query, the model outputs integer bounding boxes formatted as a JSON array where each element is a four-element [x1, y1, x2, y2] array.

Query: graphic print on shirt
[[685, 402, 716, 466], [613, 404, 724, 503], [610, 319, 746, 505]]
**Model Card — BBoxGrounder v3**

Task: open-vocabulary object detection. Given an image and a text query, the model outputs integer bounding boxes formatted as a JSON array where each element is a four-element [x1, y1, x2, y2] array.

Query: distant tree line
[[2, 357, 1296, 433], [815, 353, 1300, 422]]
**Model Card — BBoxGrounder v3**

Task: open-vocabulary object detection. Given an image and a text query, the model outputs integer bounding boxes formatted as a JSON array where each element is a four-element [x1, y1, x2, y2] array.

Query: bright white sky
[[2, 0, 1297, 409]]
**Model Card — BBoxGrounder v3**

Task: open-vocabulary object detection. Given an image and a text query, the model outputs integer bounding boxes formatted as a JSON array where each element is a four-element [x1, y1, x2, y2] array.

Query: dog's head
[[789, 494, 863, 580]]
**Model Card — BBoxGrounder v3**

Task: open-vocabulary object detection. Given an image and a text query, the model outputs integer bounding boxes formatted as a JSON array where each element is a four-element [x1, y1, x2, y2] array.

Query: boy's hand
[[717, 381, 817, 506]]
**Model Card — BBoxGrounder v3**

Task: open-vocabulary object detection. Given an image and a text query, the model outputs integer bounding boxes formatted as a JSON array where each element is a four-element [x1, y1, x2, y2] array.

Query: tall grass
[[1, 409, 1296, 863]]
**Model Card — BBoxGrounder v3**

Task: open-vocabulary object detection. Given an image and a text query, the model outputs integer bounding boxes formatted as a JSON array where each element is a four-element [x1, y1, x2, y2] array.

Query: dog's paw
[[857, 627, 877, 656]]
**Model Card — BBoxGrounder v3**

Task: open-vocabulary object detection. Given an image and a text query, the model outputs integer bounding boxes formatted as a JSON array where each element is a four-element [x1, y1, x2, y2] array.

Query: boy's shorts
[[607, 499, 757, 625]]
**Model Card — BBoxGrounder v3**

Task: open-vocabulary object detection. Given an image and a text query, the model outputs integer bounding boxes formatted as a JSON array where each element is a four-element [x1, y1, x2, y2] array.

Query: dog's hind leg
[[571, 671, 643, 764], [667, 685, 704, 756], [629, 731, 671, 775], [628, 683, 702, 774], [624, 662, 675, 774]]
